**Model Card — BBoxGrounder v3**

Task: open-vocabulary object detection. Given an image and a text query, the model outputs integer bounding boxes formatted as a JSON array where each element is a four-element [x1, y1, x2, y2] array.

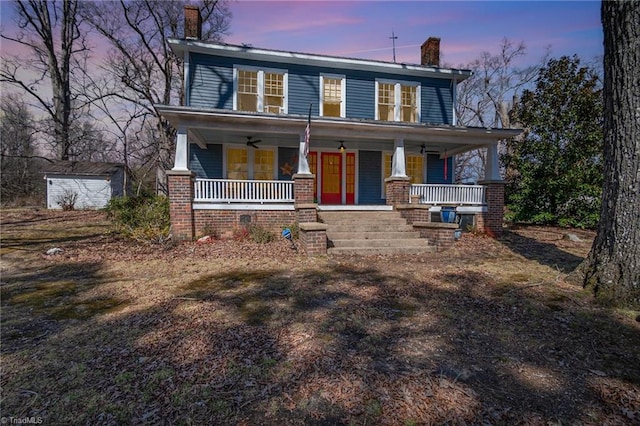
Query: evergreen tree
[[504, 56, 603, 228]]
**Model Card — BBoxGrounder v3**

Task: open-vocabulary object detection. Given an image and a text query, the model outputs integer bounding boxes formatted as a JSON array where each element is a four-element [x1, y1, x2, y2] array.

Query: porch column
[[385, 176, 411, 206], [167, 170, 195, 242], [484, 143, 501, 181], [391, 138, 408, 177], [477, 180, 505, 238], [293, 173, 317, 223], [297, 132, 311, 175], [173, 125, 189, 171]]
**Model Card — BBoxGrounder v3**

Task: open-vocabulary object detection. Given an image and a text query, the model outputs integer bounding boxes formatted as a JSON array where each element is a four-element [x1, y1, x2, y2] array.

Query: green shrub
[[104, 195, 170, 244]]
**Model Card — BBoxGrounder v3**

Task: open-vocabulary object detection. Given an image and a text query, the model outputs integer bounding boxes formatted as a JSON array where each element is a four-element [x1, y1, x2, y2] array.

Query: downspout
[[451, 76, 457, 126], [183, 50, 190, 106]]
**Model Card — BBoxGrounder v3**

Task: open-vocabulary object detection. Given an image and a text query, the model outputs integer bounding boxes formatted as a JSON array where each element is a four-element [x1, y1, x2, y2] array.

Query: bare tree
[[575, 1, 639, 307], [0, 93, 45, 203], [79, 0, 231, 194], [453, 38, 545, 182], [0, 0, 89, 160]]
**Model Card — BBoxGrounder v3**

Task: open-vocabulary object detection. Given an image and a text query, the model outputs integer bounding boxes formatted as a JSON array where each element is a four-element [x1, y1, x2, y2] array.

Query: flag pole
[[297, 104, 312, 175]]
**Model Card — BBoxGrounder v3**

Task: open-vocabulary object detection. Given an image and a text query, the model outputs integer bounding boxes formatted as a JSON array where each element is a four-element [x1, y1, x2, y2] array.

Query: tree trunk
[[578, 1, 640, 307]]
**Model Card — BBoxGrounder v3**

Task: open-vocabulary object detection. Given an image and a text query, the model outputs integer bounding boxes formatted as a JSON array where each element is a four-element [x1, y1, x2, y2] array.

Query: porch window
[[226, 147, 275, 180], [382, 153, 423, 196], [253, 150, 274, 180], [320, 75, 345, 117], [383, 153, 392, 197], [406, 155, 424, 184], [227, 148, 248, 180], [234, 67, 288, 114], [376, 80, 420, 123]]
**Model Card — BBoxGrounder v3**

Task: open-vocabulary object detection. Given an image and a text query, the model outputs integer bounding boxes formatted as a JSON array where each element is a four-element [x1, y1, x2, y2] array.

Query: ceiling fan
[[246, 136, 262, 149]]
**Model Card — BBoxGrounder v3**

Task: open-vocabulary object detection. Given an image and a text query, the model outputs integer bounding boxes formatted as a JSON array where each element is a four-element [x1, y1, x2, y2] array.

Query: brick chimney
[[184, 5, 202, 39], [421, 37, 441, 67]]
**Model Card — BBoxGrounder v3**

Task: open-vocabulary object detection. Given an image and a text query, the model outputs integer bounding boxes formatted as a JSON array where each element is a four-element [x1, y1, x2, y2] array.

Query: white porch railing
[[194, 178, 294, 203], [410, 184, 486, 205]]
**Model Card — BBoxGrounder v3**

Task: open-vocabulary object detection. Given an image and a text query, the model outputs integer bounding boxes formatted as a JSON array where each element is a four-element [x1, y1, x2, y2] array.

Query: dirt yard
[[1, 209, 638, 425]]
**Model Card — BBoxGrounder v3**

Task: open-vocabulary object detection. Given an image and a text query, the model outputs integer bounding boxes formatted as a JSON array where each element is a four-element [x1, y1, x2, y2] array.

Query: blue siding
[[190, 144, 223, 178], [278, 147, 299, 180], [346, 75, 375, 119], [188, 52, 454, 123], [358, 151, 384, 204], [288, 72, 319, 116], [422, 79, 453, 124], [426, 153, 453, 183], [189, 54, 234, 109]]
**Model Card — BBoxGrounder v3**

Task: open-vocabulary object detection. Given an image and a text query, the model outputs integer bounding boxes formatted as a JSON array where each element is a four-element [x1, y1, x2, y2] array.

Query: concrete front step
[[329, 238, 429, 248], [327, 246, 436, 255], [319, 210, 434, 255], [326, 231, 421, 240], [324, 219, 413, 232]]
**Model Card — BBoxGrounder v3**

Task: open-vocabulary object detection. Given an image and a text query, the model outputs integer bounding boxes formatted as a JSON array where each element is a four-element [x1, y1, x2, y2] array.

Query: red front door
[[321, 152, 342, 204]]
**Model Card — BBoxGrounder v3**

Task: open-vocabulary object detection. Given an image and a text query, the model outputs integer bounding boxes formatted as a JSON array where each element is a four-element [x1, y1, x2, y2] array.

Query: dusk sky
[[224, 1, 603, 68], [0, 1, 603, 70]]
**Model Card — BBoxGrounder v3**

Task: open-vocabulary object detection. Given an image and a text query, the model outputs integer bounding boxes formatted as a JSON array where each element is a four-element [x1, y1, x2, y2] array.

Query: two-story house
[[157, 6, 520, 252]]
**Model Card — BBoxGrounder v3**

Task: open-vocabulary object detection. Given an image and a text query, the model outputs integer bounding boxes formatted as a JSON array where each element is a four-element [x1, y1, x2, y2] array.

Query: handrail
[[410, 184, 486, 205]]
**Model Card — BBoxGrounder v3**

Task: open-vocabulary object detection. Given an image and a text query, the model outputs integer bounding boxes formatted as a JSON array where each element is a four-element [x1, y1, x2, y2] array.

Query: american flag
[[303, 104, 311, 157]]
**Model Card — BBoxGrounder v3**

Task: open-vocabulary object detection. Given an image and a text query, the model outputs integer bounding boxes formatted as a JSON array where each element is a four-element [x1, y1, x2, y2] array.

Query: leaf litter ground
[[1, 209, 639, 425]]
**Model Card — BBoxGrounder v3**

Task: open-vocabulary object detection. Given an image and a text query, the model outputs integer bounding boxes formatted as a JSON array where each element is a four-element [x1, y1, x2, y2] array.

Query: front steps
[[318, 210, 435, 255]]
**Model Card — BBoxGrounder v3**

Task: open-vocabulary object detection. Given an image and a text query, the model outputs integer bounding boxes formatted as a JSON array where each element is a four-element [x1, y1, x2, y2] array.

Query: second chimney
[[184, 5, 202, 39], [421, 37, 441, 67]]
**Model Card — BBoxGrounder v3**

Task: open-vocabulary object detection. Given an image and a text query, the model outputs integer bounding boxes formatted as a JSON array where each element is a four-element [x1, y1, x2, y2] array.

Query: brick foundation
[[167, 170, 195, 242], [194, 209, 295, 239]]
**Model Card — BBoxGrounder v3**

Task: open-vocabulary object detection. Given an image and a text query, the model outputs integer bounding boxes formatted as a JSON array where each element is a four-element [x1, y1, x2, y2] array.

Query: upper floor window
[[376, 80, 420, 123], [320, 75, 345, 117], [234, 67, 288, 114]]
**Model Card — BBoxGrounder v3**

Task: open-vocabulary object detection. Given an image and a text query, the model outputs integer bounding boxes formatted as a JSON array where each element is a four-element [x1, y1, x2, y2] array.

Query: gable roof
[[168, 39, 473, 81], [42, 161, 124, 177]]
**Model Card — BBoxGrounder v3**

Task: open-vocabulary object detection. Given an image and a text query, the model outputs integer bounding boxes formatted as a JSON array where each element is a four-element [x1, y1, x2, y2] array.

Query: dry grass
[[1, 209, 639, 425]]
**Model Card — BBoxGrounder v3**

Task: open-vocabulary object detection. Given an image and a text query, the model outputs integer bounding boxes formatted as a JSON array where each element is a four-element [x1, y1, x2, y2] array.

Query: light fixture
[[420, 144, 426, 154], [339, 141, 346, 152]]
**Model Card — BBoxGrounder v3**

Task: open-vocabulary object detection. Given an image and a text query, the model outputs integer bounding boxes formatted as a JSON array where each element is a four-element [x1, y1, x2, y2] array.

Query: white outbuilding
[[43, 161, 127, 210]]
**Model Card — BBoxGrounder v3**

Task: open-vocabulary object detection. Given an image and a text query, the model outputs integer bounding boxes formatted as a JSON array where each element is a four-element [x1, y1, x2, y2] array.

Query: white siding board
[[46, 175, 112, 210]]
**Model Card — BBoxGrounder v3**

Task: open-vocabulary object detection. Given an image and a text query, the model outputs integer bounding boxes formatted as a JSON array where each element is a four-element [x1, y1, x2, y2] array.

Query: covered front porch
[[158, 106, 520, 248]]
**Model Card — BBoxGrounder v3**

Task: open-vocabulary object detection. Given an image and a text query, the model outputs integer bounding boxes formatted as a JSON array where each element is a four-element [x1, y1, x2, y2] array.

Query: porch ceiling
[[156, 105, 522, 157]]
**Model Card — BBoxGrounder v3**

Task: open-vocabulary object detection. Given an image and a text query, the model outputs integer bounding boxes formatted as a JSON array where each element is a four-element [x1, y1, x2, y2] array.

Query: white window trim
[[233, 65, 288, 114], [375, 79, 421, 123], [319, 73, 346, 118]]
